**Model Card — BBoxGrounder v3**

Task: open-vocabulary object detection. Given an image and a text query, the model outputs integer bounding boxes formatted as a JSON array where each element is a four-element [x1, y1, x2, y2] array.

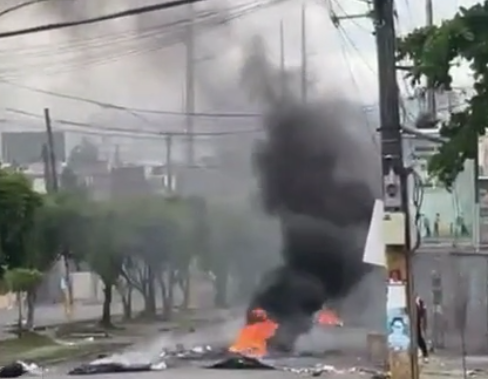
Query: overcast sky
[[0, 0, 479, 161]]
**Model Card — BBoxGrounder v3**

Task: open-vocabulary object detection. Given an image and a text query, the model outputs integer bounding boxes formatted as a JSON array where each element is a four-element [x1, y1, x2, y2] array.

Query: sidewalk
[[420, 355, 488, 378], [0, 298, 235, 341], [0, 298, 150, 340]]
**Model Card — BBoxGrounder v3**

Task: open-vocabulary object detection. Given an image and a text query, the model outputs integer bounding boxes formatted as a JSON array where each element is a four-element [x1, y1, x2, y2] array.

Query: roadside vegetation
[[397, 1, 488, 187], [0, 141, 277, 347]]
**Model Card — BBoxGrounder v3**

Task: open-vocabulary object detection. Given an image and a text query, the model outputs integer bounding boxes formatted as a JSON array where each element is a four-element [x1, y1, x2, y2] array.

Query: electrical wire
[[0, 0, 49, 18], [4, 107, 263, 137], [330, 0, 373, 35], [0, 79, 265, 118], [0, 0, 206, 39], [0, 0, 269, 58], [0, 0, 281, 79], [334, 26, 379, 153]]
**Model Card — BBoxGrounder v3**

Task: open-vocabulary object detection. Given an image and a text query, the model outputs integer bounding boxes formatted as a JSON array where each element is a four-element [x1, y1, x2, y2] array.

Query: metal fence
[[413, 251, 488, 354]]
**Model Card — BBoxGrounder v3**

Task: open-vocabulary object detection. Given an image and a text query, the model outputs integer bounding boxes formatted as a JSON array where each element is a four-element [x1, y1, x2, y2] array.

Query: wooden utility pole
[[373, 1, 418, 379], [185, 3, 196, 166], [44, 108, 72, 320], [301, 3, 307, 102]]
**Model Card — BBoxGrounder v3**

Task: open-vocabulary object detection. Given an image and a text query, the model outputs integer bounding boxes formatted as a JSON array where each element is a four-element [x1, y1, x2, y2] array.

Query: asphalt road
[[45, 367, 356, 379]]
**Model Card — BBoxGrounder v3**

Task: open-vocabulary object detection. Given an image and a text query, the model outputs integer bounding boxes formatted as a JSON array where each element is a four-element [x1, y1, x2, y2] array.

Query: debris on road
[[0, 361, 44, 378], [68, 362, 153, 375], [207, 355, 276, 370]]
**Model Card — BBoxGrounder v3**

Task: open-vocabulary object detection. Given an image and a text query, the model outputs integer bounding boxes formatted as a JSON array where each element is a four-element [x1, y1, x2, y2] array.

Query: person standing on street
[[416, 295, 429, 362]]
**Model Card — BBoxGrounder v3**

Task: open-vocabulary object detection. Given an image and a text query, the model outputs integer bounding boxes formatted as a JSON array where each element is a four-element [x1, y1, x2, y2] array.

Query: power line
[[0, 0, 205, 39], [2, 0, 270, 79], [4, 107, 263, 137], [335, 27, 379, 152], [0, 0, 281, 80], [1, 79, 265, 118], [0, 0, 48, 18], [0, 0, 269, 59]]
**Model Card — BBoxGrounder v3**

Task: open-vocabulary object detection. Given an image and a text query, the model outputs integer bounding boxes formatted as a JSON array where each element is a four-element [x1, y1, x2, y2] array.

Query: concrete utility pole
[[425, 0, 436, 118], [165, 133, 174, 193], [373, 1, 418, 379], [185, 3, 196, 165], [424, 0, 444, 346], [44, 108, 58, 192], [44, 108, 73, 320], [279, 20, 286, 97], [301, 3, 307, 102]]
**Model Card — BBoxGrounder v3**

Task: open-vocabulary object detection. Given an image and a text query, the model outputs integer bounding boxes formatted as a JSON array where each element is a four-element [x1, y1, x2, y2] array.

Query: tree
[[4, 268, 43, 335], [396, 1, 488, 187], [21, 197, 62, 329], [60, 166, 88, 197], [0, 169, 43, 276], [118, 196, 194, 320], [84, 204, 127, 327], [67, 138, 100, 170]]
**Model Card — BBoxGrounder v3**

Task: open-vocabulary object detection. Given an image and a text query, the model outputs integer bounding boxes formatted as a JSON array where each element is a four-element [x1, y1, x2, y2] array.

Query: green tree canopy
[[0, 168, 43, 275], [396, 1, 488, 187]]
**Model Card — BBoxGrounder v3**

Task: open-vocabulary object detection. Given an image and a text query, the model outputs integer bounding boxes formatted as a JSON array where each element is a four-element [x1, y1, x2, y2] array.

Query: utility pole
[[279, 20, 286, 97], [185, 3, 196, 166], [41, 144, 53, 192], [44, 108, 58, 192], [301, 3, 307, 102], [425, 0, 436, 118], [425, 0, 443, 340], [165, 133, 174, 193], [44, 108, 72, 320], [373, 1, 418, 379]]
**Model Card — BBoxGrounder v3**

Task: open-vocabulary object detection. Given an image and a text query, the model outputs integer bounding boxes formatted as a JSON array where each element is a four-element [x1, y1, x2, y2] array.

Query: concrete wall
[[413, 251, 488, 354]]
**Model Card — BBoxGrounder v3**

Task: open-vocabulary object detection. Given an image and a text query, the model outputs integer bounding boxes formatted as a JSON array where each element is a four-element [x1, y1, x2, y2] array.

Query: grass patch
[[0, 332, 125, 366], [0, 332, 57, 359]]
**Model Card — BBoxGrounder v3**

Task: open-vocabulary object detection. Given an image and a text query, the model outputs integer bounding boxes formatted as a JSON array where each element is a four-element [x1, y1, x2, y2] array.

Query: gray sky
[[0, 0, 478, 161]]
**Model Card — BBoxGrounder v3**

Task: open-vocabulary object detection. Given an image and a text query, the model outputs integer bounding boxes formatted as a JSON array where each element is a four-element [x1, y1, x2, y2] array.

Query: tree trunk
[[25, 290, 36, 330], [181, 268, 190, 310], [160, 269, 175, 321], [214, 268, 228, 308], [16, 292, 23, 337], [100, 284, 113, 328], [122, 286, 132, 320], [116, 282, 132, 320], [144, 266, 157, 316]]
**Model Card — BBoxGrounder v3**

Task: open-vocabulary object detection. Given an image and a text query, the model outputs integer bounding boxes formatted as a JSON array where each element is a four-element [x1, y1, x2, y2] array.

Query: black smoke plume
[[243, 38, 377, 350]]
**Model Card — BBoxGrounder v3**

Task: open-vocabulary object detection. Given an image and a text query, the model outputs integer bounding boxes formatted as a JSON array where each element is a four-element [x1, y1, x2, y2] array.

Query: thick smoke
[[241, 38, 378, 349]]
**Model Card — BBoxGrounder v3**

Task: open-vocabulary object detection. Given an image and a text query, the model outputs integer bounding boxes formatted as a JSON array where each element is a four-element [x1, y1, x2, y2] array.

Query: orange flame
[[316, 309, 343, 327], [228, 309, 278, 357]]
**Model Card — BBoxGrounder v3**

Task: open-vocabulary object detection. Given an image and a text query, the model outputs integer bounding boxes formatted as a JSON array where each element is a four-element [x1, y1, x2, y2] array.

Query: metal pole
[[431, 270, 444, 349], [185, 3, 195, 166], [44, 108, 72, 319], [373, 0, 419, 378]]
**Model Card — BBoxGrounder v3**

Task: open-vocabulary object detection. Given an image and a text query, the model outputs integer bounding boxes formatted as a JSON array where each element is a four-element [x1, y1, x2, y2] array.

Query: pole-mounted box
[[383, 212, 406, 246]]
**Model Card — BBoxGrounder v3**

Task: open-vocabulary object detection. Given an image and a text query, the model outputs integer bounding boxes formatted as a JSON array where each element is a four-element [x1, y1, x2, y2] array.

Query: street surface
[[45, 368, 315, 379]]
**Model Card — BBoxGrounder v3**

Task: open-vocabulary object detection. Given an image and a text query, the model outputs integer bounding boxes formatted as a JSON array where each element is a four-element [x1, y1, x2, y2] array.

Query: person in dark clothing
[[416, 295, 429, 362]]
